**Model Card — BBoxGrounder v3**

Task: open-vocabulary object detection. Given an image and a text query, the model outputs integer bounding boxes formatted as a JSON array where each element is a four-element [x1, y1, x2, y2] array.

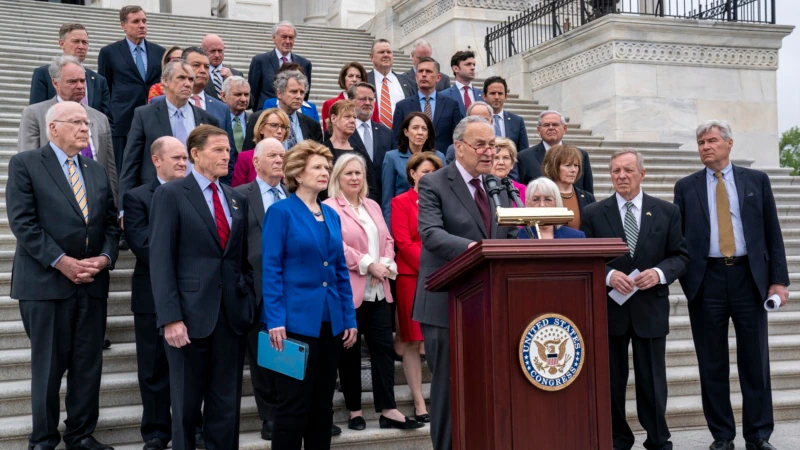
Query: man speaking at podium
[[413, 116, 517, 450]]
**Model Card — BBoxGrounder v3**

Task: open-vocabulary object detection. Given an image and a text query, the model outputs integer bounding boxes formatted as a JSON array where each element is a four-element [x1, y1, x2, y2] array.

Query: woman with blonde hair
[[231, 108, 290, 187], [491, 137, 527, 204]]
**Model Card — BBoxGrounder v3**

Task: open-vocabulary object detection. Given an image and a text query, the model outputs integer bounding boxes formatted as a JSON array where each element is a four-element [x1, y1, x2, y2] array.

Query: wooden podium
[[425, 238, 629, 450]]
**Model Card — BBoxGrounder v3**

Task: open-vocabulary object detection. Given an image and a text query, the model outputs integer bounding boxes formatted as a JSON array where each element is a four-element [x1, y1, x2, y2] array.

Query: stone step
[[0, 291, 133, 321], [667, 310, 800, 340], [0, 314, 134, 351], [662, 334, 800, 367]]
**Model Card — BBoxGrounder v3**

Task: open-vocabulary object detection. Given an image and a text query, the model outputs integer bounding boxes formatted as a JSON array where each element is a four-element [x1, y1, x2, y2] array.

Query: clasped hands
[[267, 326, 358, 351], [610, 268, 660, 295], [367, 262, 391, 286], [55, 255, 110, 285]]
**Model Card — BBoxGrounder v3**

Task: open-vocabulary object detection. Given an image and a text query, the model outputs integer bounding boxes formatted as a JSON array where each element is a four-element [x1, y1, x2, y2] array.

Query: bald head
[[151, 136, 188, 181], [46, 101, 89, 155], [253, 137, 286, 185], [201, 34, 225, 67]]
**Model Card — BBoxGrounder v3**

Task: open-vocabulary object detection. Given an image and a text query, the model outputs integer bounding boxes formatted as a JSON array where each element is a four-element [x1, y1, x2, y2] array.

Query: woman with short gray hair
[[519, 177, 586, 239]]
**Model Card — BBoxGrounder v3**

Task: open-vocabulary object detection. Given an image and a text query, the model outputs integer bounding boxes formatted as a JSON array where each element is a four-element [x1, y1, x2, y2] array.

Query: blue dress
[[262, 97, 320, 122]]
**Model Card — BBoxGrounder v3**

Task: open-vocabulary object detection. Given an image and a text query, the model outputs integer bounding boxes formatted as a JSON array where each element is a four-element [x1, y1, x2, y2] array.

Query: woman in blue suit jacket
[[518, 177, 587, 239], [381, 112, 445, 227], [261, 140, 357, 450]]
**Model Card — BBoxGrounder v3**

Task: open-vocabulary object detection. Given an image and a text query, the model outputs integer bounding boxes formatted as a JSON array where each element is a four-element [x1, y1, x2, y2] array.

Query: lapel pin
[[232, 199, 239, 211], [646, 212, 652, 216], [91, 76, 95, 80]]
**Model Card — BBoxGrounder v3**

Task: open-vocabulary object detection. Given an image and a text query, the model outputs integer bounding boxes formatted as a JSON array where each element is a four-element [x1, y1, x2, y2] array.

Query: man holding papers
[[674, 121, 789, 450], [581, 149, 688, 450]]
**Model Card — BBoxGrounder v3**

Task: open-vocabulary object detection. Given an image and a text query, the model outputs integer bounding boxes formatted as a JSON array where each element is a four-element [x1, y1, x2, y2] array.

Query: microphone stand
[[501, 178, 539, 239]]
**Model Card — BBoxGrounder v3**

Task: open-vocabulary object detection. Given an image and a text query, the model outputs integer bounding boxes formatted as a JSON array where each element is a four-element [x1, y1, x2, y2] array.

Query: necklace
[[312, 210, 323, 217], [561, 190, 575, 199]]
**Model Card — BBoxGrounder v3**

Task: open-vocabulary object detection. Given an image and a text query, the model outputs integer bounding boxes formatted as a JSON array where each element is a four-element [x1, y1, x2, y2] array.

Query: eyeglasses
[[263, 122, 290, 132], [461, 141, 497, 154], [53, 119, 91, 126]]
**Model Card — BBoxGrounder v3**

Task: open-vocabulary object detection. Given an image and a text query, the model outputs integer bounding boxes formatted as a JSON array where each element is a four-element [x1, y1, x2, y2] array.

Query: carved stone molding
[[456, 0, 536, 9], [399, 0, 536, 35], [531, 41, 779, 88]]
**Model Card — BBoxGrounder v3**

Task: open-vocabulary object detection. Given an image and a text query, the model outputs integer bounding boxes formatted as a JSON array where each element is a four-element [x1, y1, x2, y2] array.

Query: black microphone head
[[501, 177, 513, 188], [486, 177, 499, 189]]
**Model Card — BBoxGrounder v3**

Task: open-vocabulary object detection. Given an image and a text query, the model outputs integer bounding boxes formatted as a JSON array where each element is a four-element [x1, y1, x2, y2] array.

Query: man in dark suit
[[393, 57, 463, 153], [368, 39, 416, 127], [413, 116, 517, 450], [201, 34, 243, 101], [581, 149, 688, 450], [438, 50, 483, 117], [518, 110, 594, 193], [483, 76, 528, 158], [221, 76, 251, 156], [150, 125, 256, 450], [274, 70, 322, 147], [233, 137, 285, 441], [674, 121, 789, 450], [29, 23, 112, 121], [97, 5, 165, 173], [6, 101, 119, 450], [122, 136, 188, 450], [347, 82, 392, 201], [403, 38, 451, 92], [119, 59, 219, 210], [248, 21, 312, 108]]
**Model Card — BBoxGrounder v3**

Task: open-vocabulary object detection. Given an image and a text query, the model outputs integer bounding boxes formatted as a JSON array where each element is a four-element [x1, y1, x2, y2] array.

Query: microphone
[[486, 177, 504, 209], [502, 177, 525, 208]]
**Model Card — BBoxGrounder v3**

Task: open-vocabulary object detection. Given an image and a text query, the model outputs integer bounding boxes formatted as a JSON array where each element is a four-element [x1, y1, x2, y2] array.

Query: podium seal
[[519, 313, 585, 391]]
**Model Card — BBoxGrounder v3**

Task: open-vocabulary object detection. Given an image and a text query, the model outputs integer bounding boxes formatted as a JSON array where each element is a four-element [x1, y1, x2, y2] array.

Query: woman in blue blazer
[[261, 140, 358, 450], [381, 112, 445, 226], [518, 177, 587, 239]]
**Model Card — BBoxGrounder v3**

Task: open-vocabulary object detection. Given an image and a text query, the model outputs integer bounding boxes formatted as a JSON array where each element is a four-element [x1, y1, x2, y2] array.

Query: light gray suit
[[412, 162, 516, 450], [18, 97, 118, 206]]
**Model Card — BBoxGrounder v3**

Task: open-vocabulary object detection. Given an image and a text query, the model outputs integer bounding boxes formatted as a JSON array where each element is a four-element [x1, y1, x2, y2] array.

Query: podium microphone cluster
[[489, 177, 537, 238]]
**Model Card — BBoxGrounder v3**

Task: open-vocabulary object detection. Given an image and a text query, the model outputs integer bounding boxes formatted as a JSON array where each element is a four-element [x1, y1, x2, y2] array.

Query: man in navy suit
[[439, 50, 483, 116], [483, 76, 528, 156], [201, 34, 244, 101], [392, 57, 463, 153], [403, 38, 451, 92], [119, 59, 219, 210], [248, 21, 312, 109], [348, 82, 392, 201], [673, 121, 789, 450], [150, 125, 256, 450], [123, 136, 188, 450], [97, 5, 165, 174], [29, 23, 112, 121]]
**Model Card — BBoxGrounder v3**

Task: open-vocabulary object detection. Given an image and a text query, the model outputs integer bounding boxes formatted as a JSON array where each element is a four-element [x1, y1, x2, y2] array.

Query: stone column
[[304, 0, 332, 24]]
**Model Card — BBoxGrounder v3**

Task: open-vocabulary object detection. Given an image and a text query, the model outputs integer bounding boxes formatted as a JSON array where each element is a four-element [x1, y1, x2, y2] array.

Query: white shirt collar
[[542, 140, 562, 151], [615, 189, 644, 212], [356, 118, 370, 129], [157, 176, 167, 185], [374, 70, 396, 86], [275, 49, 291, 61], [706, 161, 734, 180], [455, 159, 483, 186], [256, 175, 283, 193], [454, 80, 473, 91], [494, 109, 505, 119]]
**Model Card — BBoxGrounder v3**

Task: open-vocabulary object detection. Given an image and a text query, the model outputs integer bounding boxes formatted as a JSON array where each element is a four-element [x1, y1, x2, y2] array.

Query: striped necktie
[[213, 67, 223, 97], [423, 96, 432, 120], [624, 202, 638, 257], [379, 77, 392, 127], [68, 157, 88, 223]]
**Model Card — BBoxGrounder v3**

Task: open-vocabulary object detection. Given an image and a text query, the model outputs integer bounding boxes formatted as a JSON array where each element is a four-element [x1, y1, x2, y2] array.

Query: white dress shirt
[[346, 198, 398, 302], [494, 109, 507, 137], [373, 70, 405, 115], [454, 80, 476, 104], [355, 118, 373, 159], [706, 163, 747, 257], [192, 169, 232, 228], [605, 190, 667, 286], [192, 90, 207, 110], [275, 49, 293, 63], [256, 176, 285, 212], [455, 160, 485, 199], [543, 140, 562, 151]]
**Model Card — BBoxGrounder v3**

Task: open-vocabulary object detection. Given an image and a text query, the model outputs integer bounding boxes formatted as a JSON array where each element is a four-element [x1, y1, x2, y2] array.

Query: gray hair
[[371, 38, 392, 53], [696, 120, 733, 141], [525, 177, 563, 208], [45, 103, 60, 140], [328, 152, 369, 199], [48, 55, 82, 82], [221, 75, 249, 96], [411, 38, 432, 55], [162, 59, 193, 83], [453, 116, 491, 142], [466, 101, 493, 119], [347, 81, 376, 99], [609, 149, 645, 172], [272, 21, 296, 37], [253, 137, 284, 158], [538, 110, 567, 127], [273, 70, 308, 95]]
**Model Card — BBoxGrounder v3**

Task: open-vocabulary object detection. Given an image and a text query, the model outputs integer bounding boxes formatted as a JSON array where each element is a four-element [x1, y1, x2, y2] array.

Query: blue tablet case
[[257, 331, 309, 380]]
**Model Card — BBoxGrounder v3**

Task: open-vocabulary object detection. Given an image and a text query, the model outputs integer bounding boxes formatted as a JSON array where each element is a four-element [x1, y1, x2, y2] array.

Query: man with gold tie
[[674, 120, 790, 450]]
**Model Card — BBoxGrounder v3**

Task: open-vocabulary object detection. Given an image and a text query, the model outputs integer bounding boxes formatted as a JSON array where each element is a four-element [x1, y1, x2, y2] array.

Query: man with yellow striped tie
[[6, 101, 119, 450]]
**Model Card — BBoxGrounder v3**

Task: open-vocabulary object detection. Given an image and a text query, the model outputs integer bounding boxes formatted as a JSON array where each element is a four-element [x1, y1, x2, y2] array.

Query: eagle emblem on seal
[[519, 313, 585, 391], [534, 338, 571, 375]]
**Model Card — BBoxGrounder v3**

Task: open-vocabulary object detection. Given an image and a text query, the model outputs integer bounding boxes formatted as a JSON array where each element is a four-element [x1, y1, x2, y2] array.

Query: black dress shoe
[[143, 438, 166, 450], [348, 416, 367, 430], [331, 424, 342, 436], [710, 439, 735, 450], [30, 445, 56, 450], [103, 339, 111, 350], [195, 432, 205, 449], [379, 415, 424, 430], [261, 420, 273, 441], [119, 238, 129, 251], [66, 436, 115, 450], [414, 410, 430, 423], [746, 440, 776, 450]]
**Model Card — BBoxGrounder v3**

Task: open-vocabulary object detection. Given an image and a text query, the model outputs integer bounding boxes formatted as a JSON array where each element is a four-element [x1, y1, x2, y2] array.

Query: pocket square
[[747, 192, 755, 196]]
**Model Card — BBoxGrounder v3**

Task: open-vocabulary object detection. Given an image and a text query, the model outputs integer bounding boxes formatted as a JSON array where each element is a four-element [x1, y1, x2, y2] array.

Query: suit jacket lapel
[[85, 69, 95, 104], [144, 40, 160, 81], [447, 164, 487, 238], [221, 184, 241, 254], [246, 181, 266, 228], [431, 94, 442, 127], [692, 170, 711, 226], [155, 101, 174, 138], [535, 143, 546, 164], [268, 52, 280, 73], [191, 104, 212, 125], [78, 155, 98, 221], [41, 147, 84, 220], [335, 196, 365, 232], [632, 194, 656, 261], [733, 165, 746, 211], [183, 174, 222, 250], [117, 39, 140, 81], [603, 196, 625, 240]]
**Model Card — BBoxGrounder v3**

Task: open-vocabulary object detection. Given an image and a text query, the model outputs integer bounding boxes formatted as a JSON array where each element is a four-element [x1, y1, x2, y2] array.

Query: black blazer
[[149, 173, 256, 338], [6, 145, 119, 301], [349, 120, 392, 199], [673, 165, 789, 302], [119, 100, 219, 203], [518, 142, 595, 194], [580, 193, 688, 338], [122, 178, 160, 314], [576, 186, 596, 216], [234, 179, 271, 306], [248, 51, 312, 109], [29, 65, 112, 123], [204, 65, 244, 100], [392, 93, 463, 153], [298, 111, 324, 143], [97, 39, 166, 137]]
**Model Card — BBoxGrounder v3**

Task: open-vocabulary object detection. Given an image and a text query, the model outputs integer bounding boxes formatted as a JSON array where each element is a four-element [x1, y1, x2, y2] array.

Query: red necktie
[[463, 86, 472, 110], [209, 183, 230, 249], [469, 178, 491, 235], [191, 94, 201, 108]]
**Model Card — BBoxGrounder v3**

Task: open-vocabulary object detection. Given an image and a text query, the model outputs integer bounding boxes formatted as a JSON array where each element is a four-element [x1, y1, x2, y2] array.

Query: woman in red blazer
[[323, 153, 424, 432], [390, 151, 443, 423], [321, 62, 368, 133]]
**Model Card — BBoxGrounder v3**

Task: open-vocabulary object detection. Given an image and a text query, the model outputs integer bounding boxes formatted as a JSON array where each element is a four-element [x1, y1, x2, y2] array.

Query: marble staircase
[[0, 0, 798, 449]]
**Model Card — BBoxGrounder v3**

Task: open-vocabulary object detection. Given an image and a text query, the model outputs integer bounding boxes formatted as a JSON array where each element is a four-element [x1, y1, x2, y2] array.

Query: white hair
[[253, 137, 284, 158], [45, 104, 60, 141], [411, 38, 432, 55], [48, 55, 82, 82], [453, 116, 490, 142], [271, 21, 296, 37], [609, 149, 645, 173], [221, 76, 249, 96], [466, 101, 493, 119], [537, 110, 567, 126], [525, 176, 563, 208], [696, 120, 733, 141]]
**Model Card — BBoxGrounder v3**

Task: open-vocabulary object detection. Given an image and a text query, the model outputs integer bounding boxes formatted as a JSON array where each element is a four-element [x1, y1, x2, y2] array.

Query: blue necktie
[[134, 45, 146, 80], [269, 187, 282, 203], [494, 114, 503, 137]]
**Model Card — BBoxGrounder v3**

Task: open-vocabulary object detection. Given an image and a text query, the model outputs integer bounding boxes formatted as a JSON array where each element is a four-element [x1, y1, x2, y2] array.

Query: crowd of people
[[5, 4, 790, 450]]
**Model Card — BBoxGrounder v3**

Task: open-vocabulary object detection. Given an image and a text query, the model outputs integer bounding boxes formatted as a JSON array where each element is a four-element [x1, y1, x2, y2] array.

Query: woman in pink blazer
[[323, 153, 424, 432]]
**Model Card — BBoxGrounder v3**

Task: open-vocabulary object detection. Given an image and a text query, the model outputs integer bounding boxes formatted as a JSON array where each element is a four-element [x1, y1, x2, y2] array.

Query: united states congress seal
[[519, 313, 585, 391]]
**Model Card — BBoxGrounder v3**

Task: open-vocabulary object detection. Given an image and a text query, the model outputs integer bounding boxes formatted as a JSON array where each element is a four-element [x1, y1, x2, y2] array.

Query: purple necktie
[[80, 95, 88, 106], [469, 178, 491, 235], [280, 56, 287, 65], [80, 144, 93, 160]]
